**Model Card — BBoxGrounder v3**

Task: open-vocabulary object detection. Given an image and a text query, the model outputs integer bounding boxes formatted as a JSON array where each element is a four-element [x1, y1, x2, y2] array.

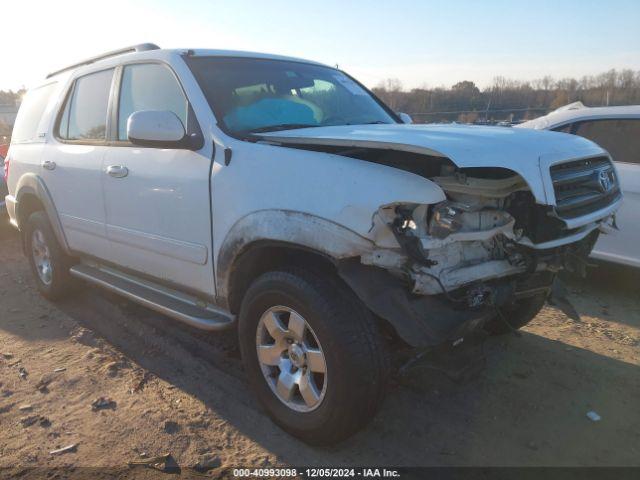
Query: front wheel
[[238, 268, 388, 445], [484, 293, 547, 335]]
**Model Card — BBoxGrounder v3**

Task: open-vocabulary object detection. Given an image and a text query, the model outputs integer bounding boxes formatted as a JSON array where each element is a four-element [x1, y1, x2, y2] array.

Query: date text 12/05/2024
[[232, 468, 401, 477]]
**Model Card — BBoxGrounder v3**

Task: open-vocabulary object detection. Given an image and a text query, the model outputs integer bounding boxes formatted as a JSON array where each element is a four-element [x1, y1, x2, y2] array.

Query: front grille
[[550, 156, 621, 219]]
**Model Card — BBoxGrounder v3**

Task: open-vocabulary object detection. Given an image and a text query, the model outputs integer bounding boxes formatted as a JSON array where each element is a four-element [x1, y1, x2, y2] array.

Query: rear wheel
[[238, 268, 388, 445], [24, 211, 75, 300], [484, 293, 547, 335]]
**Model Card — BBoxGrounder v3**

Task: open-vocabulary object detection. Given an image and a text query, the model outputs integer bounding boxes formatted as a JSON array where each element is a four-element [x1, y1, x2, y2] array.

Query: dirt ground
[[0, 219, 639, 475]]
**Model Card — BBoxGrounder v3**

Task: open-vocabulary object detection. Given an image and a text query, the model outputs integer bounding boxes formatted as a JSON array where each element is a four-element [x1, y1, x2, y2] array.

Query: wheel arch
[[226, 240, 341, 314], [216, 210, 376, 313], [14, 173, 70, 254]]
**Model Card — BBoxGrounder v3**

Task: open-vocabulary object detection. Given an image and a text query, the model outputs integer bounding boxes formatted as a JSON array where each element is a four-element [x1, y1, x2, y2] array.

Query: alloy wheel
[[255, 306, 327, 412], [31, 229, 53, 286]]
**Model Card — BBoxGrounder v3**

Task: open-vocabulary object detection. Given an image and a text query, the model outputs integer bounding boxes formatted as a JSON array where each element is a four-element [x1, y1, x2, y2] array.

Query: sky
[[2, 0, 639, 91]]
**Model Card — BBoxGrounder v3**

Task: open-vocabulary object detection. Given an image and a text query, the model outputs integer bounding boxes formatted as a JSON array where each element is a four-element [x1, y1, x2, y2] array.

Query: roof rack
[[46, 43, 160, 79]]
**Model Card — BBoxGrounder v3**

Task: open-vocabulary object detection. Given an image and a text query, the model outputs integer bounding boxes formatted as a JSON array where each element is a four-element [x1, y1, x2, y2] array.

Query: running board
[[69, 263, 235, 331]]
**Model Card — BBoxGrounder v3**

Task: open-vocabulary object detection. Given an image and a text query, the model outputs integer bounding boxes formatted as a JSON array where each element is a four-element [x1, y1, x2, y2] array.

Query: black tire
[[238, 268, 389, 445], [484, 293, 547, 335], [24, 211, 75, 300]]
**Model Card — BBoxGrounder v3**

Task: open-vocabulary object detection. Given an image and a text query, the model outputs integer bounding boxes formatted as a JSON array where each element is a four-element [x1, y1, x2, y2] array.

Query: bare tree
[[373, 69, 640, 123]]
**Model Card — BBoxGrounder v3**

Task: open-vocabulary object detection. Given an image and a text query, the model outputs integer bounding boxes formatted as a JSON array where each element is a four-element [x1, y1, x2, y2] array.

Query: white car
[[5, 45, 621, 444], [518, 103, 640, 267]]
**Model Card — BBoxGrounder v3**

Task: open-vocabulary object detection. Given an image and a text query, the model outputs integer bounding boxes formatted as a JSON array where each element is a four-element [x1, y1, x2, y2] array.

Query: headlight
[[428, 201, 464, 239]]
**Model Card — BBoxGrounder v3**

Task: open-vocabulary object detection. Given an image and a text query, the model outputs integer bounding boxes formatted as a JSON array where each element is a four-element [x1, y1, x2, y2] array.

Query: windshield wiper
[[246, 123, 320, 134]]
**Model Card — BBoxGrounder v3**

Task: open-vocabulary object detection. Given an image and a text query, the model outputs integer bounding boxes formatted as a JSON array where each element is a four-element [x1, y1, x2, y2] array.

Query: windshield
[[185, 56, 397, 136]]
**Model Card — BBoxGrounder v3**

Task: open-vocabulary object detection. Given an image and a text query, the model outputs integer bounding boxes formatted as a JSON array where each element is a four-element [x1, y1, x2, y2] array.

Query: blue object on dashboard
[[224, 98, 317, 132]]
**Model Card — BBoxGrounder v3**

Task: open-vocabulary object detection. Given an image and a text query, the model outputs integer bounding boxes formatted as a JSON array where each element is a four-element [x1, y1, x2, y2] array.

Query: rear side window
[[117, 63, 188, 141], [570, 119, 640, 165], [58, 69, 114, 141], [12, 82, 58, 143]]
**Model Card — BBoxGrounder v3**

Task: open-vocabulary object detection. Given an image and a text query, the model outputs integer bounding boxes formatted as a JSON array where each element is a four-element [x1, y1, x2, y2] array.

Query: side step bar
[[69, 264, 234, 331]]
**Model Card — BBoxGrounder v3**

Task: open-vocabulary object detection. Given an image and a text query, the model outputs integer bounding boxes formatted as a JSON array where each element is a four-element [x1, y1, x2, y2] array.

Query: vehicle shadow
[[0, 216, 14, 238], [53, 286, 640, 467], [584, 261, 640, 297], [0, 227, 71, 341], [2, 222, 639, 466], [562, 263, 640, 329]]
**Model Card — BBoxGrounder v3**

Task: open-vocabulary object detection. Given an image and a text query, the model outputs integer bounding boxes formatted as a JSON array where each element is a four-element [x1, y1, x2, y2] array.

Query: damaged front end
[[258, 128, 621, 348], [339, 160, 617, 347]]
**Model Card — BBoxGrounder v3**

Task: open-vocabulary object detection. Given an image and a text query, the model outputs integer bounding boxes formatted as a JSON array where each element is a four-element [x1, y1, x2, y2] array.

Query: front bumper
[[558, 195, 622, 231], [337, 258, 553, 348]]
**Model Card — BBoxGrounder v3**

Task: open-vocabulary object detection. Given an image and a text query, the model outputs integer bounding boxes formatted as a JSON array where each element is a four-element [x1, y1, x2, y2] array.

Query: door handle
[[42, 160, 56, 171], [106, 165, 129, 178]]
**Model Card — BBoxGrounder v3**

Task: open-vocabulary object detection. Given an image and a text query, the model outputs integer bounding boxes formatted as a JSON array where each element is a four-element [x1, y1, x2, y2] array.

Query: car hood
[[259, 123, 607, 204]]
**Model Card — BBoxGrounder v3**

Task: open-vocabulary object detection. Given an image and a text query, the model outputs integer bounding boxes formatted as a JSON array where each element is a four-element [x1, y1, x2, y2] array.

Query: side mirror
[[397, 112, 413, 124], [127, 110, 188, 148]]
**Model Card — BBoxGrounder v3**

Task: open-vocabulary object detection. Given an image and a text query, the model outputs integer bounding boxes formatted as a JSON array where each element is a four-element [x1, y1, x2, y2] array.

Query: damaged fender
[[216, 210, 376, 301]]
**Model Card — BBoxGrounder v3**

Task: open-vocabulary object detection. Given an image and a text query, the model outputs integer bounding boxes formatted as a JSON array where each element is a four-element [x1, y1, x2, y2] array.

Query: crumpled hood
[[259, 123, 607, 204]]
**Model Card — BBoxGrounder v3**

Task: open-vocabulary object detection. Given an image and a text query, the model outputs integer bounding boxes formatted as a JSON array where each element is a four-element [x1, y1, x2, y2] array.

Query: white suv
[[4, 44, 621, 444]]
